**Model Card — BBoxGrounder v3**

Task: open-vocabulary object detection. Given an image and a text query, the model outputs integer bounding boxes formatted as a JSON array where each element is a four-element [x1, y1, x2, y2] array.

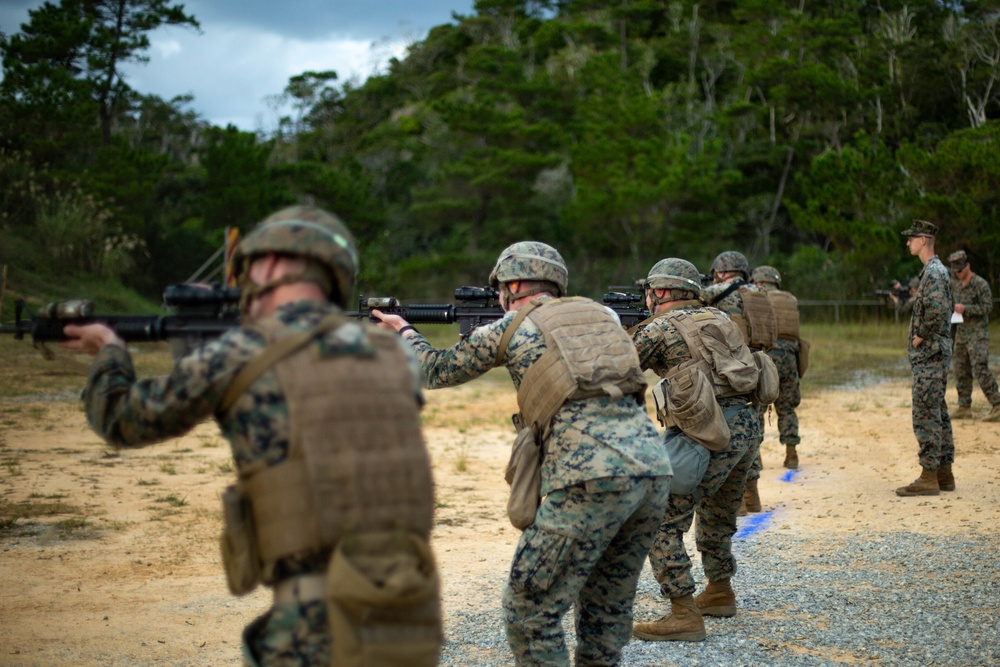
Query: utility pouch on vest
[[326, 530, 442, 667], [662, 429, 710, 496], [796, 338, 811, 378], [753, 350, 780, 405], [219, 484, 262, 596], [505, 415, 542, 531], [654, 367, 730, 451]]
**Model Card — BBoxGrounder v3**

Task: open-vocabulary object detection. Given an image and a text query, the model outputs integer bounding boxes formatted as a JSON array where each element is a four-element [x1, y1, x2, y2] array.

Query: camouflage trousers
[[242, 599, 330, 667], [911, 354, 955, 469], [503, 475, 671, 667], [748, 344, 800, 480], [648, 403, 762, 598], [953, 334, 1000, 407]]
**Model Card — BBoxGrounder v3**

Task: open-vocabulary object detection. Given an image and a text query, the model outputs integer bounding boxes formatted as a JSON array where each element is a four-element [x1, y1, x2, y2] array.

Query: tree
[[0, 0, 200, 148]]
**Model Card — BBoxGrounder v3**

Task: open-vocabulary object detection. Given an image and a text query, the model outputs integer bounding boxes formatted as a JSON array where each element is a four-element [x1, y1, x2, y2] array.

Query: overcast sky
[[1, 0, 475, 131]]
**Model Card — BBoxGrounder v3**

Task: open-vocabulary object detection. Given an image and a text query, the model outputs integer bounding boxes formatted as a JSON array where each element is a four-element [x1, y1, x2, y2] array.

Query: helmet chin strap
[[238, 274, 306, 318], [500, 281, 552, 310]]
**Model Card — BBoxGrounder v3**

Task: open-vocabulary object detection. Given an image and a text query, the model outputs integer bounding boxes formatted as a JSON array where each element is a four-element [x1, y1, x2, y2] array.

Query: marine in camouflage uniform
[[63, 207, 439, 667], [947, 250, 1000, 422], [702, 251, 768, 513], [895, 220, 955, 496], [751, 266, 802, 468], [375, 242, 672, 667], [630, 258, 763, 642]]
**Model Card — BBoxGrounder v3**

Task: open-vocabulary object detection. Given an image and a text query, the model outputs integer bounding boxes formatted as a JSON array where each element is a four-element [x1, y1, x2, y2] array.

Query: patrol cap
[[948, 250, 968, 269], [901, 219, 938, 237]]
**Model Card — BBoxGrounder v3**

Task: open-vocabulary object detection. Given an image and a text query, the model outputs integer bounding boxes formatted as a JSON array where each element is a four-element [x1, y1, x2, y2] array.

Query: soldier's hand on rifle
[[370, 309, 417, 338], [62, 323, 125, 355]]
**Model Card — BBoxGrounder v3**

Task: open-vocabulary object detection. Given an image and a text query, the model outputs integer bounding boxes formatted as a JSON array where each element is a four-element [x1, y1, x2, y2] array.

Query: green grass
[[799, 320, 1000, 390]]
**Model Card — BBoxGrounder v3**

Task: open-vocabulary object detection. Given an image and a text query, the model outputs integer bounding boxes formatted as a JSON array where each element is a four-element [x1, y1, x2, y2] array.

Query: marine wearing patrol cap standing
[[894, 220, 955, 496], [948, 249, 1000, 422], [375, 241, 673, 667], [751, 265, 804, 468], [62, 205, 442, 667], [629, 258, 763, 642]]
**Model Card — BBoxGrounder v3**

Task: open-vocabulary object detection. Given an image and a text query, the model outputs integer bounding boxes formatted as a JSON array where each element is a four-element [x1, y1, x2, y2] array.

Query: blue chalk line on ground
[[780, 469, 799, 483], [735, 510, 773, 539]]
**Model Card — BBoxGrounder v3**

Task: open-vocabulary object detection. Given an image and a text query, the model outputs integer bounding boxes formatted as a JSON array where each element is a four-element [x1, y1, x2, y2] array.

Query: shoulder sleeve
[[406, 312, 517, 389]]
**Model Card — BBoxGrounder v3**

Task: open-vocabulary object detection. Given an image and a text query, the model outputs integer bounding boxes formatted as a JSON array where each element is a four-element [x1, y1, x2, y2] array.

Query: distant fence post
[[0, 262, 6, 322]]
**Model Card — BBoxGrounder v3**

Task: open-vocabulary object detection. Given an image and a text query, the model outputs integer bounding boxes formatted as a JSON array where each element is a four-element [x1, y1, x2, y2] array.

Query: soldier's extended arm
[[350, 286, 506, 337]]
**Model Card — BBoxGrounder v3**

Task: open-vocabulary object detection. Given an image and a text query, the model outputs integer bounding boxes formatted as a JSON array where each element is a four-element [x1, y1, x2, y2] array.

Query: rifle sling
[[708, 280, 743, 307], [219, 312, 347, 414]]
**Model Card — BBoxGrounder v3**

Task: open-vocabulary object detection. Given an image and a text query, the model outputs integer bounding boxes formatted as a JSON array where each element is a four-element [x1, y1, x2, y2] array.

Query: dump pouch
[[653, 367, 731, 451], [661, 429, 710, 496], [752, 350, 780, 405], [796, 338, 811, 378], [505, 416, 542, 530], [326, 531, 442, 667], [219, 484, 262, 596]]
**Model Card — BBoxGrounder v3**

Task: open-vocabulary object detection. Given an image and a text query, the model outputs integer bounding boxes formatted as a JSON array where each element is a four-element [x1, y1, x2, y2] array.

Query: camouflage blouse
[[405, 296, 671, 496], [909, 256, 953, 358], [630, 302, 704, 377], [951, 271, 993, 340], [702, 279, 764, 317], [81, 301, 423, 473]]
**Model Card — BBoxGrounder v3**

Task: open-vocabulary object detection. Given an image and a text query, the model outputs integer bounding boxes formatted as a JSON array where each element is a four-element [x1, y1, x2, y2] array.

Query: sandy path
[[1, 369, 998, 666]]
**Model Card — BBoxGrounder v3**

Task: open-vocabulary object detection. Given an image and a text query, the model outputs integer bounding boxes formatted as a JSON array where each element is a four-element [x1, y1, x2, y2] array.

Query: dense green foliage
[[2, 0, 1000, 313]]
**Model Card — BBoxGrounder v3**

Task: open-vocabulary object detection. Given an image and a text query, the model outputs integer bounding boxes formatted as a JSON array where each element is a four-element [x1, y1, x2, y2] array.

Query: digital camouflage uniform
[[907, 256, 955, 470], [949, 260, 1000, 410], [80, 301, 426, 667], [406, 296, 672, 667], [756, 283, 801, 447], [702, 280, 768, 483], [631, 304, 762, 601]]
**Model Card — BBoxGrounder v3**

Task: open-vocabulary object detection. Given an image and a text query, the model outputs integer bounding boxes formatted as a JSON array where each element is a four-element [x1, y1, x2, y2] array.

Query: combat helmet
[[711, 251, 750, 281], [751, 265, 781, 286], [233, 205, 359, 309], [645, 258, 703, 297], [489, 241, 568, 296]]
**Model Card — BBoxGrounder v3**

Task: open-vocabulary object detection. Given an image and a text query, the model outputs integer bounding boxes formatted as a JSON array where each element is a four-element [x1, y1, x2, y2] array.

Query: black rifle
[[0, 284, 241, 346], [353, 286, 652, 335], [601, 291, 650, 329], [351, 286, 506, 337], [874, 281, 911, 301]]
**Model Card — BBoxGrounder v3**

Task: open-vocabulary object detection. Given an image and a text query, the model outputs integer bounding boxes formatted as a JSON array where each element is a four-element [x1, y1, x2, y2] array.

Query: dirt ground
[[2, 359, 999, 666]]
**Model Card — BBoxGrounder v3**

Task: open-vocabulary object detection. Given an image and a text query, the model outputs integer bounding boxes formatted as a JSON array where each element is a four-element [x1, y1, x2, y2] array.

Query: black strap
[[708, 280, 745, 307]]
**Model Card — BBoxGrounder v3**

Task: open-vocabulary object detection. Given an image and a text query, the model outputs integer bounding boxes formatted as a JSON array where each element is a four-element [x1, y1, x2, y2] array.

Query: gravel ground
[[438, 527, 1000, 667]]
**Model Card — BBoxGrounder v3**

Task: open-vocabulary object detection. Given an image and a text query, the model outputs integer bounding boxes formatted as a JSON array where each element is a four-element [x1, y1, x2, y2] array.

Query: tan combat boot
[[951, 405, 972, 419], [783, 445, 799, 469], [743, 478, 762, 513], [983, 404, 1000, 422], [633, 594, 706, 642], [694, 578, 736, 617], [895, 468, 940, 496], [937, 463, 955, 491]]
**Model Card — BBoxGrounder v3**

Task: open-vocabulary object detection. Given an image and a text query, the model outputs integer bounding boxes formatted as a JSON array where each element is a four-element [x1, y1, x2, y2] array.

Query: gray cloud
[[185, 0, 474, 41], [2, 0, 474, 130]]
